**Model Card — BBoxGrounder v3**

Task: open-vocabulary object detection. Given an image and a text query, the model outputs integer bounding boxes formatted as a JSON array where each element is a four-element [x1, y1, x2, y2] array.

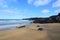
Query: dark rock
[[38, 28, 43, 31], [58, 13, 60, 16], [16, 25, 25, 28], [37, 25, 40, 27], [23, 13, 60, 23], [33, 13, 60, 23]]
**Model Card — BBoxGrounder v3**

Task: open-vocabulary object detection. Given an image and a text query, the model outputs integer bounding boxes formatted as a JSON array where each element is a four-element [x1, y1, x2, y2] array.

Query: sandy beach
[[0, 23, 60, 40]]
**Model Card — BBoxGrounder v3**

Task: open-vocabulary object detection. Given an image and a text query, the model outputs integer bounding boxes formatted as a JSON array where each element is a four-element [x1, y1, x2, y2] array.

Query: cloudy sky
[[0, 0, 60, 19]]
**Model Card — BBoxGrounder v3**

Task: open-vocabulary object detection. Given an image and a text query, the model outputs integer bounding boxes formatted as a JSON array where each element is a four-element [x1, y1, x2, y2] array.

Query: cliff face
[[23, 13, 60, 23], [33, 13, 60, 23]]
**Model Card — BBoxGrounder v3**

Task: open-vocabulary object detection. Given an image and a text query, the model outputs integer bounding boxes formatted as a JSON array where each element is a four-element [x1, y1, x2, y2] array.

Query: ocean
[[0, 19, 32, 29]]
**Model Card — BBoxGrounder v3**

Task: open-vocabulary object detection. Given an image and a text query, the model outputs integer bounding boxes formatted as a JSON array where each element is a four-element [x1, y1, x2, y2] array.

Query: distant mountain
[[23, 13, 60, 23]]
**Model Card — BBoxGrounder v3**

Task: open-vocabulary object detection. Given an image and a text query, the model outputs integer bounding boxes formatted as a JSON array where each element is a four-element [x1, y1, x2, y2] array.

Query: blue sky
[[0, 0, 60, 19]]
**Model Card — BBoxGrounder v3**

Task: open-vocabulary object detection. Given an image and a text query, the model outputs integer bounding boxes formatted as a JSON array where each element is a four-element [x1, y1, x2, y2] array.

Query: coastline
[[0, 23, 60, 40]]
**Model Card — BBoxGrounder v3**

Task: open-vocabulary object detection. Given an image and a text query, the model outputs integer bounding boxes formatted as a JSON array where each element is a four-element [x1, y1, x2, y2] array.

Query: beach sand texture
[[0, 23, 60, 40]]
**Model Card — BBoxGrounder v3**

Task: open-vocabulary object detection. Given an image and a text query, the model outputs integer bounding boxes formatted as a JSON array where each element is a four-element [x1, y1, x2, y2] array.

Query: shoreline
[[0, 23, 60, 30], [0, 23, 60, 40]]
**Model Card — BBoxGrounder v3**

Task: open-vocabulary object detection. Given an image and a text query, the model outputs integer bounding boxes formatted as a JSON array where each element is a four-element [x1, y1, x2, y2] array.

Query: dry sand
[[0, 23, 60, 40]]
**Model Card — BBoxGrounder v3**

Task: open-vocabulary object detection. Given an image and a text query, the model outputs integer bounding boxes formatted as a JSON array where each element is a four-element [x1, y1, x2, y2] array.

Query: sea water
[[0, 19, 32, 29]]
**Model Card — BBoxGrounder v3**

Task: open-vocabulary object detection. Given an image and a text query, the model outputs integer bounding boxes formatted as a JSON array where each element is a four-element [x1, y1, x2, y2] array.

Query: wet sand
[[0, 23, 60, 40]]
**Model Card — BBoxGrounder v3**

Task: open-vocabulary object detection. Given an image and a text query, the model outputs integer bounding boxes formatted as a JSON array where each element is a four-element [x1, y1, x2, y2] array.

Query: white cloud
[[41, 9, 50, 14], [0, 0, 17, 8], [0, 8, 30, 19], [27, 0, 51, 7], [0, 8, 29, 15], [28, 0, 33, 4], [34, 0, 51, 7], [0, 9, 21, 14], [0, 9, 21, 19], [53, 0, 60, 7], [0, 0, 8, 8]]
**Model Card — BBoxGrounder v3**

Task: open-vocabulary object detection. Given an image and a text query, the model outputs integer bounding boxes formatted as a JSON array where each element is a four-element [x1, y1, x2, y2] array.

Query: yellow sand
[[0, 23, 60, 40]]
